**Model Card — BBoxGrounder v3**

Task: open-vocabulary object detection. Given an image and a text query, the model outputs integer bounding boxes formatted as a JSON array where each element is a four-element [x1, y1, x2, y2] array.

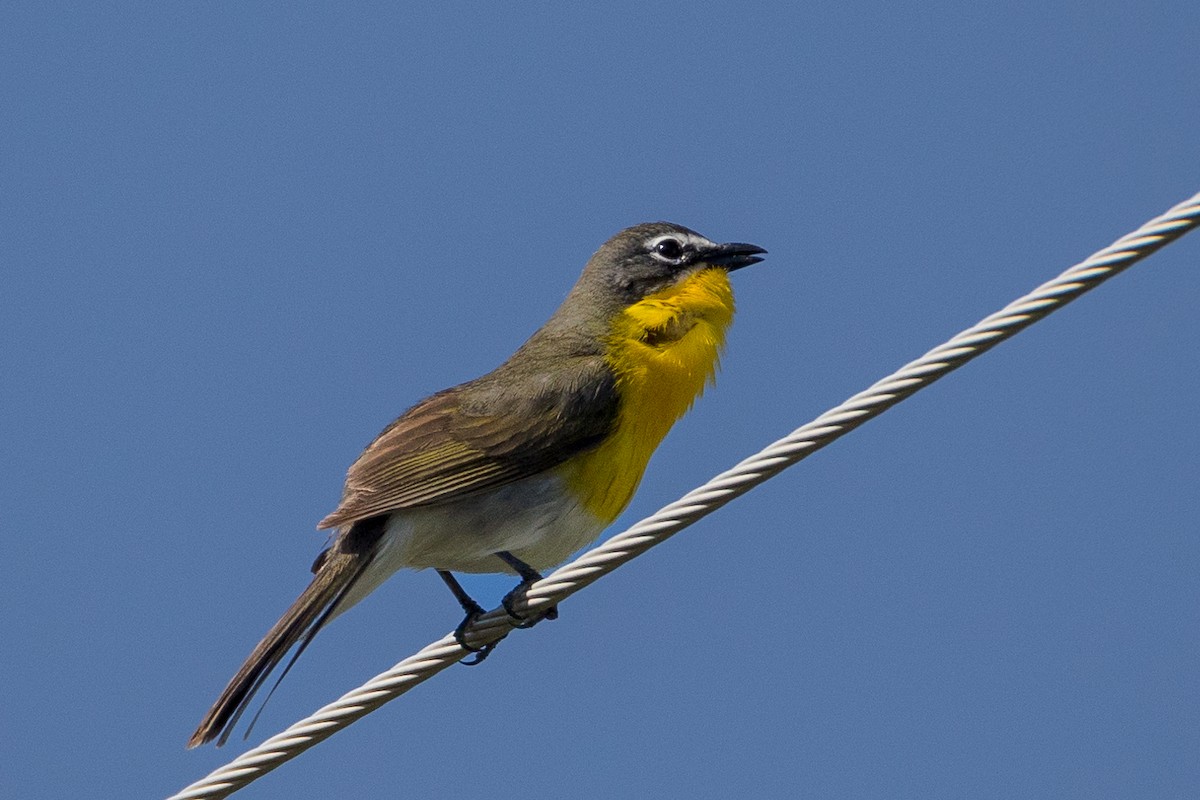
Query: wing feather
[[318, 360, 617, 529]]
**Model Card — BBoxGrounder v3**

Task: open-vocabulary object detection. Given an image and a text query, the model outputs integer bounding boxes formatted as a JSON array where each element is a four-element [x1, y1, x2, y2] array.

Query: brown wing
[[318, 361, 618, 529]]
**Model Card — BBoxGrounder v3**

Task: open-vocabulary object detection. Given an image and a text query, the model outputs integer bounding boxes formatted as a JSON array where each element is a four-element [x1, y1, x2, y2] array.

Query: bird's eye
[[653, 238, 684, 261]]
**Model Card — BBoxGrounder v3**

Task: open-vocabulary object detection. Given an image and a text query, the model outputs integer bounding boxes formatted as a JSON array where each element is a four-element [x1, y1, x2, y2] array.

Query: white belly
[[332, 472, 607, 616]]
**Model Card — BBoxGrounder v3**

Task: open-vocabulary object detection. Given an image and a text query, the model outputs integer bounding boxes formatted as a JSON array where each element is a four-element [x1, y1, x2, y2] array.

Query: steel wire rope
[[169, 191, 1200, 800]]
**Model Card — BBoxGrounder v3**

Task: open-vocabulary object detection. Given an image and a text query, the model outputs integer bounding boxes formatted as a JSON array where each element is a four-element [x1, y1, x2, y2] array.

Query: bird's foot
[[501, 580, 559, 629], [495, 551, 558, 628], [453, 600, 497, 666]]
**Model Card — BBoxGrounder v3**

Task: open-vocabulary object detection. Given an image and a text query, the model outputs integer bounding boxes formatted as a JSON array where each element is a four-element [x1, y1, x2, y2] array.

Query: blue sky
[[3, 4, 1198, 798]]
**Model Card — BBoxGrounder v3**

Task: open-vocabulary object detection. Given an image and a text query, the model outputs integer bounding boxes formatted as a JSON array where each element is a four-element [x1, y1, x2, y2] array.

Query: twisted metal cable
[[169, 191, 1200, 800]]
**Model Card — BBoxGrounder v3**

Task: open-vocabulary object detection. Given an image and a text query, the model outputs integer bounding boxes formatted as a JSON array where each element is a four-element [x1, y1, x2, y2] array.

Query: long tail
[[188, 523, 382, 748]]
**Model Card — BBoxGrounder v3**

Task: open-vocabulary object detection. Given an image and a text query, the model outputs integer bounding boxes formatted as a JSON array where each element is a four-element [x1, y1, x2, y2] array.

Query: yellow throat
[[561, 267, 736, 523]]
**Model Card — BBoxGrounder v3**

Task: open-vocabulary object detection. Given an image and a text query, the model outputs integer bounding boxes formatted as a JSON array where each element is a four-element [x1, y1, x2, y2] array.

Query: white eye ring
[[649, 236, 685, 262]]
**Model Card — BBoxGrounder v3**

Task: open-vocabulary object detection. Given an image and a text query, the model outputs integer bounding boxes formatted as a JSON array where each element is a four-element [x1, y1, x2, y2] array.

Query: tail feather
[[188, 548, 373, 748]]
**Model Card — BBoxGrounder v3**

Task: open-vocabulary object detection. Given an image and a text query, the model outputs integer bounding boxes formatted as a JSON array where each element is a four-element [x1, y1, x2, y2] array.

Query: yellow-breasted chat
[[190, 222, 766, 747]]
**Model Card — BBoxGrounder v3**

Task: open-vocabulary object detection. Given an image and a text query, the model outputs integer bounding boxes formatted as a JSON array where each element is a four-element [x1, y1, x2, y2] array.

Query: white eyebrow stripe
[[645, 232, 717, 252]]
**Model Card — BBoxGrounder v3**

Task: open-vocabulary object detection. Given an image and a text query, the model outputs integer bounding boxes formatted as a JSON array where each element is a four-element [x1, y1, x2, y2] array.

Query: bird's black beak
[[701, 241, 768, 271]]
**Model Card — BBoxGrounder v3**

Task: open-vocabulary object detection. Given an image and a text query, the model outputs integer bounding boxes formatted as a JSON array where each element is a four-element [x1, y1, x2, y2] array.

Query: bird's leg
[[495, 551, 559, 628], [438, 570, 498, 665]]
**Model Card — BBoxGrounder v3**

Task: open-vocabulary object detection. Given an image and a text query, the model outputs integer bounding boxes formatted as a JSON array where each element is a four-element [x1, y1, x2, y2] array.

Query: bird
[[189, 221, 766, 747]]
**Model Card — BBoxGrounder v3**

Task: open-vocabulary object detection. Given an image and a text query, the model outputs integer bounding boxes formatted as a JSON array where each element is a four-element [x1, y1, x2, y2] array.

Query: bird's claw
[[501, 581, 559, 628], [453, 602, 498, 665]]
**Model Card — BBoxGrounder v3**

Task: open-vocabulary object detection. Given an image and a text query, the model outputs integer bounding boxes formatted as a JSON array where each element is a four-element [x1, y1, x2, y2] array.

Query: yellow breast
[[560, 267, 736, 523]]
